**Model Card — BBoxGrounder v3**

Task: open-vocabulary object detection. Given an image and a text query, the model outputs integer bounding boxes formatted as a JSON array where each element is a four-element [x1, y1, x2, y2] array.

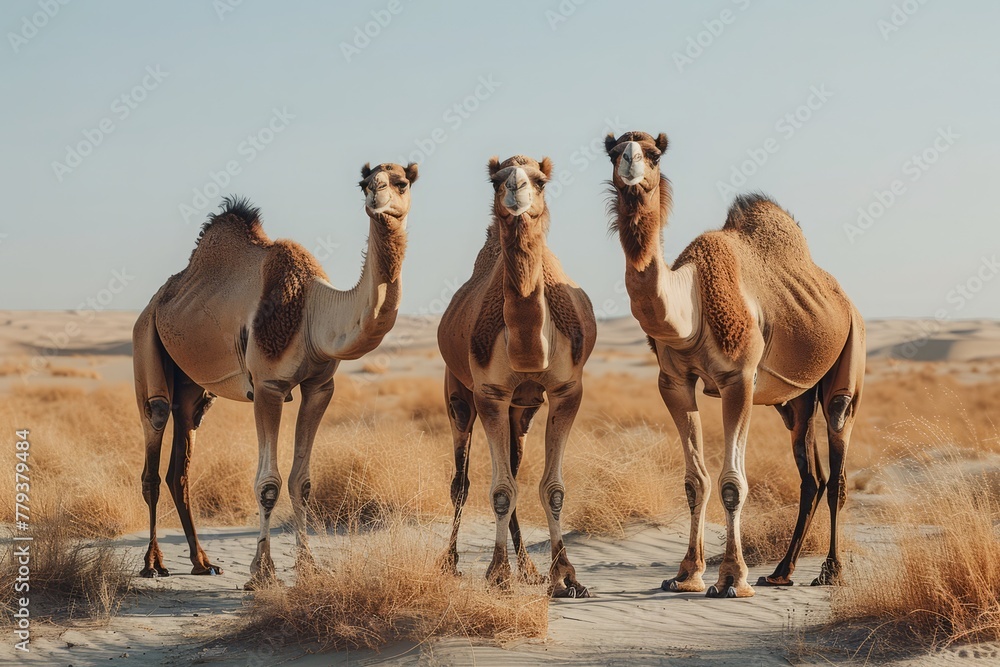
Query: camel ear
[[655, 133, 669, 153], [605, 133, 618, 157], [487, 156, 501, 178], [405, 163, 418, 184], [538, 157, 553, 179], [360, 163, 373, 179]]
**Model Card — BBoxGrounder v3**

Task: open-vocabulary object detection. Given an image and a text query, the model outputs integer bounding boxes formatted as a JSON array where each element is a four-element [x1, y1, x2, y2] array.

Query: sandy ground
[[3, 311, 1000, 665]]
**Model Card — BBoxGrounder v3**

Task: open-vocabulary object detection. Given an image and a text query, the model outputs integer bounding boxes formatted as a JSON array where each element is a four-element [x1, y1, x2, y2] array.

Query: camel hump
[[723, 192, 807, 255], [674, 232, 754, 361], [252, 240, 327, 359], [191, 196, 271, 262]]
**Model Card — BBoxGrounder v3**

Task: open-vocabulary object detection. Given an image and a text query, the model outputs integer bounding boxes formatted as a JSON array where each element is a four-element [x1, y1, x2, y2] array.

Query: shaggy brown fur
[[608, 175, 673, 271], [674, 232, 753, 361], [471, 272, 505, 367], [543, 265, 589, 365], [253, 240, 329, 359]]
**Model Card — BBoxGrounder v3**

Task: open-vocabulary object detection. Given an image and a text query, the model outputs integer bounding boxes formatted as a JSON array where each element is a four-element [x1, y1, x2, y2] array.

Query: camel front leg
[[246, 379, 288, 589], [709, 373, 755, 599], [509, 405, 544, 584], [474, 388, 515, 590], [288, 376, 335, 570], [658, 374, 709, 593], [540, 382, 589, 598]]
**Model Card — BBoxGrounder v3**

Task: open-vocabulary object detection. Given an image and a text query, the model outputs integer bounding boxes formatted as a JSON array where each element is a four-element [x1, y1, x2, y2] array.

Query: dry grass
[[239, 520, 548, 650], [1, 358, 997, 560], [0, 515, 134, 624], [830, 434, 1000, 651]]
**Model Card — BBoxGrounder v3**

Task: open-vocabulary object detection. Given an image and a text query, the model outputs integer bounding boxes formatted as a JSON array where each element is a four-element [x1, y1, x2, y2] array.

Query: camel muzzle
[[502, 167, 533, 216], [618, 141, 645, 186], [366, 174, 391, 211]]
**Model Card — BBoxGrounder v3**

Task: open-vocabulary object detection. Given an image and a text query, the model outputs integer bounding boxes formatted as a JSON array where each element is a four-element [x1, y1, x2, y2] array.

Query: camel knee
[[492, 487, 513, 518], [684, 474, 709, 512], [448, 395, 472, 432], [828, 394, 853, 433], [288, 477, 310, 505], [256, 479, 281, 517], [144, 397, 170, 432], [545, 485, 565, 521], [720, 477, 746, 513]]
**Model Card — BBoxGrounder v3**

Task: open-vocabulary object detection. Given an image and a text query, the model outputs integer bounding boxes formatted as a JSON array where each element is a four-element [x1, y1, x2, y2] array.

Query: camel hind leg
[[132, 308, 174, 578], [440, 370, 477, 575], [813, 310, 865, 586], [758, 386, 825, 586], [167, 370, 220, 575]]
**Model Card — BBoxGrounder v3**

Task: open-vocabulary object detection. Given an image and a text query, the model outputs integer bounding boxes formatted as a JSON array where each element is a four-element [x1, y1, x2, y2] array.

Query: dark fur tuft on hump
[[725, 192, 800, 229], [196, 196, 264, 247]]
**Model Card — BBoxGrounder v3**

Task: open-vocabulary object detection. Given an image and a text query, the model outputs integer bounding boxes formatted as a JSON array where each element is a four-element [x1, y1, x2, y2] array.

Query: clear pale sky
[[1, 1, 997, 319]]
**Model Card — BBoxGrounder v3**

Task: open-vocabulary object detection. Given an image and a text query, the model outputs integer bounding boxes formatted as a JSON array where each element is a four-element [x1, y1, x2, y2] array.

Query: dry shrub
[[49, 365, 101, 379], [566, 426, 683, 536], [0, 516, 134, 623], [831, 441, 1000, 650], [309, 421, 450, 528], [240, 522, 548, 650]]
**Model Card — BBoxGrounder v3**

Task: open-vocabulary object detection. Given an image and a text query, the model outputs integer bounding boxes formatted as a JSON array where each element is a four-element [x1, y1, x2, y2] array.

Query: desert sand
[[2, 311, 1000, 665]]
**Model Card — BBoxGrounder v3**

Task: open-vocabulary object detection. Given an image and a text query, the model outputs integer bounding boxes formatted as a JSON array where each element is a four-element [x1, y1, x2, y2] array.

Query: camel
[[604, 131, 865, 598], [132, 162, 417, 587], [437, 155, 597, 598]]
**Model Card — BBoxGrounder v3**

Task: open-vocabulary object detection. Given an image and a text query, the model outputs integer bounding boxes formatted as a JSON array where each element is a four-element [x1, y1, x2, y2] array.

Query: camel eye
[[647, 152, 660, 164], [396, 183, 407, 193], [536, 180, 545, 191]]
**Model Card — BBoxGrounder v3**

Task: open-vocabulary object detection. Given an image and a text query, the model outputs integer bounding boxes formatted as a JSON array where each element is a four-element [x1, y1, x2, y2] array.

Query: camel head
[[605, 131, 668, 192], [488, 155, 553, 224], [359, 162, 419, 223]]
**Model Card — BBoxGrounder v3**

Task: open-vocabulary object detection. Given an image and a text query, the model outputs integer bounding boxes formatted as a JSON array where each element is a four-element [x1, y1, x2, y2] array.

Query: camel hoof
[[706, 585, 720, 598], [193, 565, 222, 576], [724, 585, 737, 599], [663, 578, 679, 592], [756, 575, 793, 587], [553, 585, 590, 599], [140, 567, 170, 579]]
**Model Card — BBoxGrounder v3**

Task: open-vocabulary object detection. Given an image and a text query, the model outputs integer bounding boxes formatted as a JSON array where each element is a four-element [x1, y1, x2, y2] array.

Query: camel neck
[[497, 214, 552, 371], [309, 215, 406, 361], [613, 179, 699, 343]]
